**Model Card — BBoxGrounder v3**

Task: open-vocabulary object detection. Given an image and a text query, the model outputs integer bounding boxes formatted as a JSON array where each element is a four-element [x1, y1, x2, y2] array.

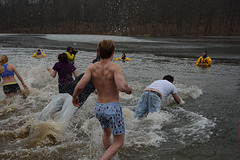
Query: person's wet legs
[[101, 131, 124, 160], [148, 92, 161, 113], [38, 94, 65, 120], [134, 92, 149, 118]]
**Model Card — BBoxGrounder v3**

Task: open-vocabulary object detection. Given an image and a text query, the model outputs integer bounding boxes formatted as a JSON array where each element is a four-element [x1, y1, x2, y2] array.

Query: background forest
[[0, 0, 239, 36]]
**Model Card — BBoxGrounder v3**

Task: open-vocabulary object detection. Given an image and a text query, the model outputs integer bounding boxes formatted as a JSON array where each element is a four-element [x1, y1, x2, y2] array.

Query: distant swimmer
[[0, 55, 28, 98], [196, 51, 212, 67], [114, 53, 132, 61], [32, 49, 47, 58], [134, 75, 181, 118], [121, 53, 126, 62], [65, 46, 78, 64], [47, 53, 77, 92], [72, 40, 132, 160]]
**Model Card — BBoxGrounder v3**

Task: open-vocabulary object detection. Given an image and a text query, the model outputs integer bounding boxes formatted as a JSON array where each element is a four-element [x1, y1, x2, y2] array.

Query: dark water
[[0, 34, 239, 160]]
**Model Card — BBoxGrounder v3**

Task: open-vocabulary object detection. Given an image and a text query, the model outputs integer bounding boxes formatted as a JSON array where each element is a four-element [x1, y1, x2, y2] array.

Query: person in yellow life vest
[[121, 53, 126, 62], [196, 51, 212, 67], [65, 46, 78, 64], [32, 49, 47, 58]]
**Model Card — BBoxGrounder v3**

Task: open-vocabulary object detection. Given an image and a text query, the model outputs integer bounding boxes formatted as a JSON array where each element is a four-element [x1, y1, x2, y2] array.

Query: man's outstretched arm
[[172, 93, 181, 104], [72, 66, 92, 107]]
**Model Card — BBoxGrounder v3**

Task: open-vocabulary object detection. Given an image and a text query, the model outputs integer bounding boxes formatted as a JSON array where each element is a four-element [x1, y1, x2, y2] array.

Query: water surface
[[0, 34, 239, 160]]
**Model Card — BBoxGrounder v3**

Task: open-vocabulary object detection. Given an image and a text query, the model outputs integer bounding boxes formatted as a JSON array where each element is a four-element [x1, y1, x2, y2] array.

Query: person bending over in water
[[135, 75, 181, 118], [0, 55, 28, 98], [72, 40, 132, 160], [47, 53, 78, 93]]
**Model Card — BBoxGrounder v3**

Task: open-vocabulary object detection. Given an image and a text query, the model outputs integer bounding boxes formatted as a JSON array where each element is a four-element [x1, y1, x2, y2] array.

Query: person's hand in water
[[72, 96, 80, 107], [125, 86, 133, 94], [22, 83, 28, 90]]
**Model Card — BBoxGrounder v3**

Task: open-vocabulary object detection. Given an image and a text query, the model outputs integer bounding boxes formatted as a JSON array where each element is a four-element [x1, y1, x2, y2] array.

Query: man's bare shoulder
[[92, 61, 121, 70], [109, 62, 122, 70], [87, 63, 96, 70]]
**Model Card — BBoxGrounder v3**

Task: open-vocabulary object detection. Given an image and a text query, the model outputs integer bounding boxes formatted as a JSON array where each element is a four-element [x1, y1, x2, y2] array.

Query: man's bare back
[[90, 60, 119, 103], [90, 59, 131, 103], [72, 57, 132, 106]]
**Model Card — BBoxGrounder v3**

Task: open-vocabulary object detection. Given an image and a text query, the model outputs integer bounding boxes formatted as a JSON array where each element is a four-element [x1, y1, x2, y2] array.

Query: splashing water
[[0, 35, 222, 159]]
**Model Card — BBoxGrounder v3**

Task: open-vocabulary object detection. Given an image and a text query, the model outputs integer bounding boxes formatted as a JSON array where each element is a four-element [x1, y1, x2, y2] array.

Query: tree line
[[0, 0, 239, 36]]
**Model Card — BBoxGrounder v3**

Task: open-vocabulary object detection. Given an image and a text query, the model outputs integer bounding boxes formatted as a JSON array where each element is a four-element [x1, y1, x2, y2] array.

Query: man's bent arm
[[114, 65, 132, 93]]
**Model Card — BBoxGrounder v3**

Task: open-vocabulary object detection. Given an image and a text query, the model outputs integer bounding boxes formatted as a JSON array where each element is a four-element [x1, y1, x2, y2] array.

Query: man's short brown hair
[[98, 40, 115, 59]]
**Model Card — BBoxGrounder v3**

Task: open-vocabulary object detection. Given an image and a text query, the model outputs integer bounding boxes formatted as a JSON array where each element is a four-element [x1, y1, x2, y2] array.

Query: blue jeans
[[134, 91, 162, 118]]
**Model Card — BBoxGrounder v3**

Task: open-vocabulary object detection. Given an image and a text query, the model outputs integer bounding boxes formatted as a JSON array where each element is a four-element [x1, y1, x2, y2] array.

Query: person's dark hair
[[163, 75, 174, 83], [37, 49, 41, 51], [58, 53, 68, 63], [98, 40, 115, 59]]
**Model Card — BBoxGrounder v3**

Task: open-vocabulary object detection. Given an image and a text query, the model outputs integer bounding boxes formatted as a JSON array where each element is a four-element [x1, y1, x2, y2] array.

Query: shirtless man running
[[72, 40, 132, 160]]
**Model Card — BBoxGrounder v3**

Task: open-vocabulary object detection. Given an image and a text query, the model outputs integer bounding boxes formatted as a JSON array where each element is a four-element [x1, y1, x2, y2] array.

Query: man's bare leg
[[100, 133, 125, 160], [102, 127, 111, 150]]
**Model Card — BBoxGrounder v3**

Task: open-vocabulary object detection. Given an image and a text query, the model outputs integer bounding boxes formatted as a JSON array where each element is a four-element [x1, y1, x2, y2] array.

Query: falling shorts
[[3, 83, 20, 94], [94, 102, 125, 135]]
